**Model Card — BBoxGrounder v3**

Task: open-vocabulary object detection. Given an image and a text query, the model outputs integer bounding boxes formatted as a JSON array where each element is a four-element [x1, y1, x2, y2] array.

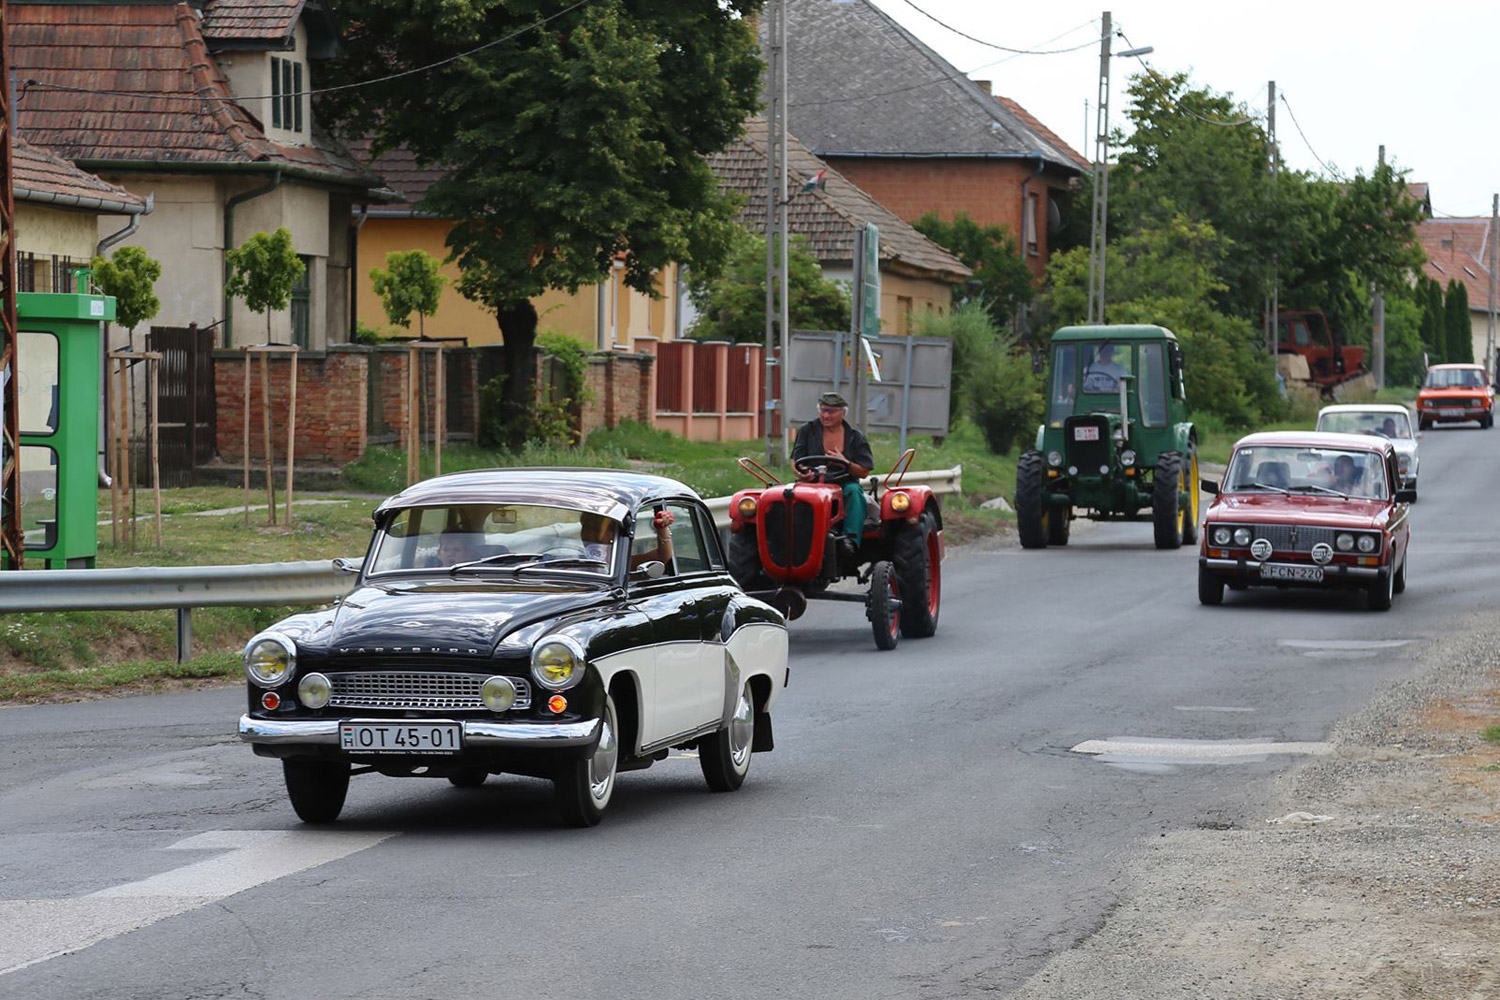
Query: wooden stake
[[110, 358, 121, 547], [123, 360, 134, 550], [285, 348, 298, 526], [242, 348, 251, 526], [434, 347, 444, 477], [407, 345, 419, 485], [150, 357, 162, 545], [261, 350, 275, 524]]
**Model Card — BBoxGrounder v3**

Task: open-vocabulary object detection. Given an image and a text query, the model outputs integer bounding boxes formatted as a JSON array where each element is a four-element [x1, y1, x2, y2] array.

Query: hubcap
[[589, 703, 618, 803], [729, 687, 753, 768], [888, 574, 900, 637]]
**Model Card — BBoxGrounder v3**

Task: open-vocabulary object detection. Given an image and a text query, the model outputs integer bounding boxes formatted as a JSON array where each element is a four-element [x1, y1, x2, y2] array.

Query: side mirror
[[1199, 479, 1220, 496], [333, 557, 363, 576], [631, 560, 666, 580], [1395, 488, 1417, 504]]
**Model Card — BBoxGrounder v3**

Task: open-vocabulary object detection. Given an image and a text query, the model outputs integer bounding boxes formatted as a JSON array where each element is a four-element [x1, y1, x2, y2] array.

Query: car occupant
[[579, 509, 675, 569], [433, 529, 485, 567], [1330, 454, 1360, 494], [1082, 343, 1128, 392], [792, 391, 874, 563], [1379, 417, 1398, 437]]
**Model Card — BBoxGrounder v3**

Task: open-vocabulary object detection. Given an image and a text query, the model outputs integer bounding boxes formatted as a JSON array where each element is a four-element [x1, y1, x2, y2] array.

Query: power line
[[1278, 91, 1339, 177], [890, 0, 1100, 56], [1116, 30, 1257, 128]]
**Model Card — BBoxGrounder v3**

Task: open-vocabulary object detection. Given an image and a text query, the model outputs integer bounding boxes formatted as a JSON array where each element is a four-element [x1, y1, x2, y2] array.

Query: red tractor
[[726, 449, 943, 650]]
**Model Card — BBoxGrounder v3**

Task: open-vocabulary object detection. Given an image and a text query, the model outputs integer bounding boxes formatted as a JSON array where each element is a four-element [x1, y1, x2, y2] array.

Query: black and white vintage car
[[238, 470, 789, 827]]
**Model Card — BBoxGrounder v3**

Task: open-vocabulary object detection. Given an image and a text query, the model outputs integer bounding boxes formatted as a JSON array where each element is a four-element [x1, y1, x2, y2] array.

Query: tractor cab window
[[1138, 342, 1168, 427], [1079, 341, 1134, 395], [1047, 344, 1079, 425]]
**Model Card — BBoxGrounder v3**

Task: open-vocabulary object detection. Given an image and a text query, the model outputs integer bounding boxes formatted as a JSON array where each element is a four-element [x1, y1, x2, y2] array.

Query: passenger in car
[[1330, 455, 1360, 493], [433, 530, 489, 567], [1254, 462, 1289, 489], [580, 509, 675, 569]]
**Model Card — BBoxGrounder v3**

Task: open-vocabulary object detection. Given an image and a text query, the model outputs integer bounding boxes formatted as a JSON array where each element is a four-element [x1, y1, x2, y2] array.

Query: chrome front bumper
[[239, 715, 603, 748], [1201, 557, 1381, 580]]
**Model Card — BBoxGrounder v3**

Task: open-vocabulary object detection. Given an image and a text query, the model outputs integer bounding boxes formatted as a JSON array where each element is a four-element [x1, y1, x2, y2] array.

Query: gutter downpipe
[[350, 203, 369, 340], [222, 171, 283, 348], [95, 194, 155, 487]]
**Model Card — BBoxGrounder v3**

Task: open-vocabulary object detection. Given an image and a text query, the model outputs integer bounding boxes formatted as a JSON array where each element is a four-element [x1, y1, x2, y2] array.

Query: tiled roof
[[343, 139, 444, 212], [1417, 217, 1496, 312], [780, 0, 1085, 171], [10, 2, 378, 189], [201, 0, 303, 43], [13, 137, 148, 213], [709, 119, 970, 283]]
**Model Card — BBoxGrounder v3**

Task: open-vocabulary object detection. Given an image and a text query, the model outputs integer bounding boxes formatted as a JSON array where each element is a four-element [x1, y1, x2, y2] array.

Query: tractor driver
[[1082, 343, 1128, 392], [792, 391, 874, 564]]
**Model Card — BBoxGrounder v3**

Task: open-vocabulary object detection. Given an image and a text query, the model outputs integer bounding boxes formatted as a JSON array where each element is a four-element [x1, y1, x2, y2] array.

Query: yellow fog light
[[481, 675, 518, 712], [737, 496, 757, 518], [889, 491, 911, 513], [531, 636, 585, 691]]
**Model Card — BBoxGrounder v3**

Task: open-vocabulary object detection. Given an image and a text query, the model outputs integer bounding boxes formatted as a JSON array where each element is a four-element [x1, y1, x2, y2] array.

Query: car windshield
[[367, 503, 620, 575], [1317, 410, 1413, 440], [1423, 367, 1486, 389], [1225, 445, 1389, 500]]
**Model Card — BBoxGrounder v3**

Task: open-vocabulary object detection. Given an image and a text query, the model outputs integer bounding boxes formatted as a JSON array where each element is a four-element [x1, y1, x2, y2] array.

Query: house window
[[271, 56, 304, 133], [896, 296, 914, 336], [17, 253, 87, 293], [290, 255, 312, 347], [1024, 193, 1039, 256]]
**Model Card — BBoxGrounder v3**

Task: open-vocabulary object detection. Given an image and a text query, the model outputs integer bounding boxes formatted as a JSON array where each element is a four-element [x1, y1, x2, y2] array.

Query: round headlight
[[889, 491, 911, 512], [1356, 534, 1377, 553], [1047, 451, 1063, 467], [1398, 456, 1410, 473], [244, 632, 295, 688], [531, 636, 585, 691], [1067, 465, 1078, 476], [1212, 526, 1232, 546], [1120, 450, 1136, 467], [297, 672, 331, 709], [1099, 464, 1110, 475], [736, 496, 757, 518], [1336, 533, 1355, 551], [481, 675, 518, 712], [1232, 527, 1252, 546]]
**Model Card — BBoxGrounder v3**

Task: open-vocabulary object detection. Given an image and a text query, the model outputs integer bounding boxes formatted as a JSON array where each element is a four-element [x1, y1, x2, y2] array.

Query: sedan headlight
[[1356, 534, 1378, 553], [297, 672, 331, 709], [1335, 533, 1355, 552], [531, 636, 586, 691], [1397, 455, 1411, 474], [1212, 526, 1231, 546], [244, 632, 296, 688], [1232, 527, 1252, 546]]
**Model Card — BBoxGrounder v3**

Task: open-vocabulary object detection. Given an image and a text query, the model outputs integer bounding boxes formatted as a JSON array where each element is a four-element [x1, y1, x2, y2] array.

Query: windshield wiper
[[1287, 484, 1348, 498], [447, 552, 538, 575], [1248, 481, 1290, 495], [507, 557, 608, 574]]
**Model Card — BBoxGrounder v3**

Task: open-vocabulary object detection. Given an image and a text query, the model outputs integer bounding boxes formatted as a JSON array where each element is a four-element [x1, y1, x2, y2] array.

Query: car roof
[[1231, 430, 1396, 456], [1428, 363, 1484, 370], [1317, 403, 1412, 415], [1050, 324, 1178, 344], [373, 468, 701, 521]]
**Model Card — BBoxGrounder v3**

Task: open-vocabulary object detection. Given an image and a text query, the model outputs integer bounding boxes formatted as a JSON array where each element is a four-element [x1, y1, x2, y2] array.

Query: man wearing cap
[[793, 391, 875, 563]]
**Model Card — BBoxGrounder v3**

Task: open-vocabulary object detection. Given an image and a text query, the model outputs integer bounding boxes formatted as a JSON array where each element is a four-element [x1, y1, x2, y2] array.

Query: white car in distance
[[1315, 403, 1420, 499]]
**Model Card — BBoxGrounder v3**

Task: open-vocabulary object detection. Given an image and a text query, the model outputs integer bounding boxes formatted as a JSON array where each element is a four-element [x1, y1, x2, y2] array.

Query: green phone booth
[[11, 291, 115, 569]]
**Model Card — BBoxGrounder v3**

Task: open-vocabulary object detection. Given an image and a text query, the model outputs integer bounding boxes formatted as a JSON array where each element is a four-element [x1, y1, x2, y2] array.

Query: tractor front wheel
[[727, 528, 764, 590], [892, 510, 940, 638], [1153, 451, 1184, 549], [868, 561, 900, 651], [1016, 451, 1049, 549], [1180, 443, 1201, 545]]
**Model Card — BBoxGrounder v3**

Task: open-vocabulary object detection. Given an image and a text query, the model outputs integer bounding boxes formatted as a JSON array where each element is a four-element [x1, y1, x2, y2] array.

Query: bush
[[918, 302, 1042, 454]]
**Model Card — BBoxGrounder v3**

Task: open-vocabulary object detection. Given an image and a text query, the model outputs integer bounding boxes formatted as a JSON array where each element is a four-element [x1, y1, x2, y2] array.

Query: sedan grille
[[1246, 524, 1337, 553], [325, 671, 532, 711]]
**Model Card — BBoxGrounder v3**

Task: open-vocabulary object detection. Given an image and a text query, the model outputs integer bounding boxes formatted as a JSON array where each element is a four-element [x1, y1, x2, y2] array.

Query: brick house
[[11, 0, 386, 353], [780, 0, 1088, 284], [1416, 214, 1500, 374], [705, 119, 970, 335]]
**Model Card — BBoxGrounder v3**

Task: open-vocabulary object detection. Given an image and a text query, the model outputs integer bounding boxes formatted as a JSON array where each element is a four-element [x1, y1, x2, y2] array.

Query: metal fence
[[0, 467, 962, 662]]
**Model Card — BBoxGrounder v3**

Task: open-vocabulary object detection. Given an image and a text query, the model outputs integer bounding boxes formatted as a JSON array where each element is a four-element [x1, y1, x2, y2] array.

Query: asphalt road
[[0, 425, 1494, 1000]]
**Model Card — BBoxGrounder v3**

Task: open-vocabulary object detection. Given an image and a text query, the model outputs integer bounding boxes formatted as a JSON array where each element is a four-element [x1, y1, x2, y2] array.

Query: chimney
[[973, 80, 991, 95]]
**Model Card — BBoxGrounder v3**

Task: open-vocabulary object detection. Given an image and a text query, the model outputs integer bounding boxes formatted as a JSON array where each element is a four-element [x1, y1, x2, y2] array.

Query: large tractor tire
[[868, 561, 900, 651], [727, 529, 765, 590], [1046, 504, 1071, 545], [1153, 451, 1185, 550], [1016, 451, 1049, 550], [892, 510, 940, 638], [1180, 442, 1201, 546]]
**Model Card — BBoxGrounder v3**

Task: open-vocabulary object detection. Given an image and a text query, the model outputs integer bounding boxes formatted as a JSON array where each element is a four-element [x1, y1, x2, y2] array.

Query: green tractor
[[1016, 324, 1199, 550]]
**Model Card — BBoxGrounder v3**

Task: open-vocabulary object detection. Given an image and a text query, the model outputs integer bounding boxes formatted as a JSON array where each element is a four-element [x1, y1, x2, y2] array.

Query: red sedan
[[1198, 431, 1413, 611], [1416, 363, 1494, 429]]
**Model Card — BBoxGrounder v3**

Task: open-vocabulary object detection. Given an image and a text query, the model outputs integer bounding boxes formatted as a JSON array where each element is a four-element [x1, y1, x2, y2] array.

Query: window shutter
[[270, 57, 283, 128], [292, 62, 303, 132]]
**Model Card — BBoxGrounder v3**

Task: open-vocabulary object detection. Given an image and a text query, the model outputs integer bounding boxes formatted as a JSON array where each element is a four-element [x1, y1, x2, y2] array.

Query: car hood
[[325, 580, 611, 654], [1209, 494, 1390, 529], [1419, 386, 1489, 398]]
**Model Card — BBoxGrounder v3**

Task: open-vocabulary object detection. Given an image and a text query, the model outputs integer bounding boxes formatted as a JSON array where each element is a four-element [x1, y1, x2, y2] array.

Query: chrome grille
[[1246, 524, 1336, 553], [326, 671, 532, 711]]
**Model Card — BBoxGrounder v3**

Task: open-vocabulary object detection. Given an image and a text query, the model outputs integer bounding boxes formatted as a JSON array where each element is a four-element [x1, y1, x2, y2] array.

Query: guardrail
[[0, 465, 962, 662]]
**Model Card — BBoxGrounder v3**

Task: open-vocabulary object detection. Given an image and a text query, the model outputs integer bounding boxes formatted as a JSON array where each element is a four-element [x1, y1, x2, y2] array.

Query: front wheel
[[700, 679, 755, 792], [892, 511, 940, 638], [1180, 444, 1201, 545], [1153, 451, 1184, 549], [1367, 566, 1395, 611], [868, 560, 900, 651], [1197, 566, 1224, 606], [1016, 451, 1048, 549], [283, 759, 350, 824], [554, 695, 619, 827], [1393, 551, 1407, 594]]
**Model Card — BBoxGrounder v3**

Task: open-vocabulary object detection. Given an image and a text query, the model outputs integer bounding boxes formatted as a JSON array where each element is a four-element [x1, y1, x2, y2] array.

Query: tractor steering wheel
[[794, 454, 851, 482]]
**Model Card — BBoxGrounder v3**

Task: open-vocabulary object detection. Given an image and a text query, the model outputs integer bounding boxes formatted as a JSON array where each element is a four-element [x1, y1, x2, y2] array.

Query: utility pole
[[1085, 12, 1112, 326], [776, 0, 790, 464], [762, 0, 788, 464], [1489, 194, 1498, 383], [0, 2, 23, 569], [1265, 81, 1278, 357], [1372, 145, 1386, 389]]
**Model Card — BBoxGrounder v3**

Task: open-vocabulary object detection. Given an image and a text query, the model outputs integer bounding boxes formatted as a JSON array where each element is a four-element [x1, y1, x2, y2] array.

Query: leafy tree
[[89, 245, 162, 339], [370, 249, 447, 338], [321, 0, 763, 448], [1381, 293, 1426, 387], [687, 228, 849, 342], [1444, 280, 1474, 364], [225, 227, 305, 343], [911, 212, 1033, 332]]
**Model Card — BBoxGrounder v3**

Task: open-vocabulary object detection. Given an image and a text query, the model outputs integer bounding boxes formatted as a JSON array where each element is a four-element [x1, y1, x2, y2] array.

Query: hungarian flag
[[799, 168, 828, 193]]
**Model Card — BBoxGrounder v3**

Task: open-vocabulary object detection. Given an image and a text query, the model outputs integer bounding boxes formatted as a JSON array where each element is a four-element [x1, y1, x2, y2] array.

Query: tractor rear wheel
[[893, 510, 940, 638], [1180, 443, 1201, 545], [1153, 451, 1184, 550], [727, 529, 764, 589], [868, 561, 900, 651], [1016, 451, 1048, 549]]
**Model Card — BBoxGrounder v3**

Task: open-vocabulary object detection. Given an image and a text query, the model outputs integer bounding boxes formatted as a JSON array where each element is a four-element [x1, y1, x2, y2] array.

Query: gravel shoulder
[[1008, 607, 1500, 999]]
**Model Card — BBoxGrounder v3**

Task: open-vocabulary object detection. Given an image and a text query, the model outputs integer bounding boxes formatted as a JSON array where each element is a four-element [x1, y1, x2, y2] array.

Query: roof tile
[[12, 137, 147, 213], [1418, 216, 1497, 311]]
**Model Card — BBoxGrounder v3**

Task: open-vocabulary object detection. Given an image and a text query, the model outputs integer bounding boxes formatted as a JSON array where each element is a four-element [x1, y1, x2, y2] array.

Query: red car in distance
[[1198, 431, 1413, 611], [1416, 363, 1493, 429]]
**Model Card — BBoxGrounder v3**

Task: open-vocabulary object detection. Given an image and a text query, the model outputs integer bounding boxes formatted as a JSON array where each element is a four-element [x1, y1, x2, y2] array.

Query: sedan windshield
[[367, 503, 620, 575], [1225, 446, 1389, 500], [1317, 410, 1413, 440], [1423, 367, 1486, 389]]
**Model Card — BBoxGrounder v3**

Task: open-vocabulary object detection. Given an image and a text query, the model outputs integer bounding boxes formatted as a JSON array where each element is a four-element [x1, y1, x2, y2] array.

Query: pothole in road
[[1070, 737, 1332, 773], [1278, 638, 1416, 661]]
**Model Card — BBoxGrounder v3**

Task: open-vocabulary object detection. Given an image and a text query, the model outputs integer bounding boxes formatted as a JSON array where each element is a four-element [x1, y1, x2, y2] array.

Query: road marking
[[1070, 738, 1332, 761], [1277, 639, 1414, 650], [1173, 705, 1256, 713], [0, 830, 393, 977]]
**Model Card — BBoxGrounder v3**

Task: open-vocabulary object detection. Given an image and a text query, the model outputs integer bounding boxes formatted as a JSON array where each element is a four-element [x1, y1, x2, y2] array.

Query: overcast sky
[[866, 0, 1498, 219]]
